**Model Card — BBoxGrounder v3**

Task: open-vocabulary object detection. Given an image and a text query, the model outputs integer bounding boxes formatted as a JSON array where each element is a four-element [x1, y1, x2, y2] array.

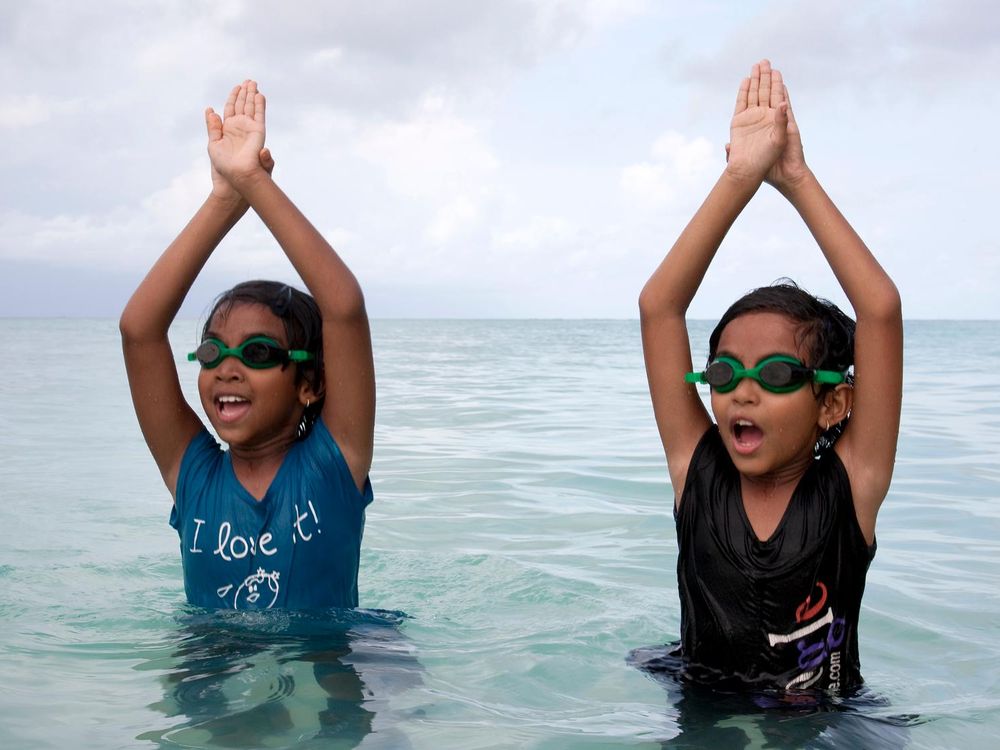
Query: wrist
[[228, 167, 273, 196], [720, 166, 765, 196], [772, 166, 816, 199], [205, 191, 250, 217]]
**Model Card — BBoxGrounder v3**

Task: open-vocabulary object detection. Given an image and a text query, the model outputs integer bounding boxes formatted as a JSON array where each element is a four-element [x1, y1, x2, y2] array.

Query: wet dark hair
[[203, 280, 324, 439], [707, 280, 855, 453]]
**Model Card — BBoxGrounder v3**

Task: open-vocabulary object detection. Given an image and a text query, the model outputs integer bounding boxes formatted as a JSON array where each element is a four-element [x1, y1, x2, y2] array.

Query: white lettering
[[786, 667, 824, 690], [767, 608, 834, 646], [230, 535, 249, 559], [293, 504, 314, 543], [190, 518, 205, 553], [214, 522, 233, 561], [829, 651, 842, 692], [211, 521, 279, 560], [259, 532, 276, 556]]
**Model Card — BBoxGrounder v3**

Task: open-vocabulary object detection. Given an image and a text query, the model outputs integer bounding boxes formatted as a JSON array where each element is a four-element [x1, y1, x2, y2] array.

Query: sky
[[2, 0, 998, 319]]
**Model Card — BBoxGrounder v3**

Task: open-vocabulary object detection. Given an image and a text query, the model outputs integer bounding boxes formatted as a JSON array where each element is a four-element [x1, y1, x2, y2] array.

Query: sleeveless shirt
[[675, 426, 874, 693]]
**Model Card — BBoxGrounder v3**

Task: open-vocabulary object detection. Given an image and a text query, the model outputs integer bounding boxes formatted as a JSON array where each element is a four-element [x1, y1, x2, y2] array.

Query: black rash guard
[[674, 426, 875, 693]]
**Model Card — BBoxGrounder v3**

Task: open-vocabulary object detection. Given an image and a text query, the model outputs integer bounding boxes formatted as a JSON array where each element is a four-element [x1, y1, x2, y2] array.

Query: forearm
[[640, 171, 760, 321], [121, 195, 247, 341], [233, 172, 365, 321], [780, 171, 900, 321]]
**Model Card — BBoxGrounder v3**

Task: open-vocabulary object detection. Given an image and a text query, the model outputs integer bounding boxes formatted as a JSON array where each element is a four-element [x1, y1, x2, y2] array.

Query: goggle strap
[[684, 372, 706, 384], [813, 369, 847, 385]]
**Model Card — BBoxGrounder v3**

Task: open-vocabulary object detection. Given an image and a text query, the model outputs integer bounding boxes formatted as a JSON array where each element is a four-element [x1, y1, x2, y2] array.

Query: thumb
[[205, 107, 222, 141], [259, 147, 275, 174], [776, 101, 789, 128]]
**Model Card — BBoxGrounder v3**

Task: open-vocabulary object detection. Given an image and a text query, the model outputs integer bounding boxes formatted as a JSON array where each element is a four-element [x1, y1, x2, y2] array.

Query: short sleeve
[[303, 419, 374, 511], [170, 429, 221, 529]]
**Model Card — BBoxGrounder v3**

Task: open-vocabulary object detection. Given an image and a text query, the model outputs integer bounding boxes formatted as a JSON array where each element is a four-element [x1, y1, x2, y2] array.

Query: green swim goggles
[[685, 354, 847, 394], [187, 336, 314, 370]]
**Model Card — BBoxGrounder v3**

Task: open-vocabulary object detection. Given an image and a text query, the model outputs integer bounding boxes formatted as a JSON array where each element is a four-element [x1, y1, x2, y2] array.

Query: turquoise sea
[[1, 318, 998, 749]]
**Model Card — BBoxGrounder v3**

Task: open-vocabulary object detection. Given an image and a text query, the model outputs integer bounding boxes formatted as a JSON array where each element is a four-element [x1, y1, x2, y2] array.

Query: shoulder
[[291, 418, 374, 508], [177, 429, 223, 489], [806, 448, 876, 551], [676, 425, 730, 512]]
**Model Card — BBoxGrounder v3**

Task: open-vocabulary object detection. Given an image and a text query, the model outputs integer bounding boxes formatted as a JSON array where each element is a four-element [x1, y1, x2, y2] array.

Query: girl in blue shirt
[[121, 80, 375, 610]]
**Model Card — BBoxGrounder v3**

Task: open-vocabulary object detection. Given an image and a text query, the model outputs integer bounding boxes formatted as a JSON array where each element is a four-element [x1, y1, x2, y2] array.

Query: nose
[[730, 375, 760, 403], [213, 355, 245, 381]]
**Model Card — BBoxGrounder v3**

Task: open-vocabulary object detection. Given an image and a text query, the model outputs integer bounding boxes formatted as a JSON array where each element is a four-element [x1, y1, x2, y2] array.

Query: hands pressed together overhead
[[205, 80, 274, 204], [725, 60, 811, 194]]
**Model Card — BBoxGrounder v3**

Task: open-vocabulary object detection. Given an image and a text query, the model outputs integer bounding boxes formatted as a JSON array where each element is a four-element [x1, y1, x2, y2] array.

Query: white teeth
[[218, 395, 248, 403], [736, 418, 754, 427]]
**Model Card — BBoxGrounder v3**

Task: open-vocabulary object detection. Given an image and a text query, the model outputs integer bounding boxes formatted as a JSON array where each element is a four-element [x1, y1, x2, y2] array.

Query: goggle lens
[[187, 337, 314, 370], [687, 355, 845, 394]]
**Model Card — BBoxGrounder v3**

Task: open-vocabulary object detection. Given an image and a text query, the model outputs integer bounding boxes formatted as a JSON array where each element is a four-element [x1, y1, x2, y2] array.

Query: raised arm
[[639, 60, 788, 501], [766, 86, 903, 541], [209, 81, 374, 491], [120, 84, 274, 496]]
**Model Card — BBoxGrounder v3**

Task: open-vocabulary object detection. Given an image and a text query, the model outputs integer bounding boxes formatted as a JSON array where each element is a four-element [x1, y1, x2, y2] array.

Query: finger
[[724, 143, 731, 163], [734, 76, 750, 114], [747, 62, 760, 108], [205, 107, 222, 140], [244, 80, 257, 119], [255, 92, 266, 124], [234, 81, 248, 116], [758, 59, 771, 110], [770, 68, 785, 109], [223, 85, 239, 119]]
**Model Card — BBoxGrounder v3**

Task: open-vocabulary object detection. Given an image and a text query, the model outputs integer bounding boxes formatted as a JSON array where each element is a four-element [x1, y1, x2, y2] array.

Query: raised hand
[[205, 80, 268, 189], [725, 60, 788, 185], [763, 84, 811, 193]]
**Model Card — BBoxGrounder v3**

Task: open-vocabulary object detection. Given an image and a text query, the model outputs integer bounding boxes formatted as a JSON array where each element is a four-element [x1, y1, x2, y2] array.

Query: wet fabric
[[673, 426, 874, 693], [170, 419, 372, 610]]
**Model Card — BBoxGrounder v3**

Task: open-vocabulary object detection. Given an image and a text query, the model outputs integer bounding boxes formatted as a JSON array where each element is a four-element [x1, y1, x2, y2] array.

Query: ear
[[818, 383, 852, 430], [297, 377, 322, 407]]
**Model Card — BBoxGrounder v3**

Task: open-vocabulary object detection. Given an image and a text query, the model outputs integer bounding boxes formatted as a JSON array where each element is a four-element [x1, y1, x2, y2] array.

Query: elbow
[[638, 282, 659, 323], [638, 280, 683, 327], [324, 280, 368, 324], [118, 304, 140, 344], [867, 279, 903, 325]]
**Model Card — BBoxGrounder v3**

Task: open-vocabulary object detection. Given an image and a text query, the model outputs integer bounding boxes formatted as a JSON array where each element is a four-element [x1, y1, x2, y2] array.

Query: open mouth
[[216, 394, 251, 423], [732, 418, 764, 453]]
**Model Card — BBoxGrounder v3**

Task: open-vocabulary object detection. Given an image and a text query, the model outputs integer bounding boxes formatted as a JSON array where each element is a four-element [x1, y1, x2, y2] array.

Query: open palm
[[725, 61, 788, 184], [206, 80, 267, 186]]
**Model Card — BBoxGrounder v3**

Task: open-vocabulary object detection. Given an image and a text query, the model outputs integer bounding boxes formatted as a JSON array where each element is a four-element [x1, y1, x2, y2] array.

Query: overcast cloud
[[2, 0, 997, 318]]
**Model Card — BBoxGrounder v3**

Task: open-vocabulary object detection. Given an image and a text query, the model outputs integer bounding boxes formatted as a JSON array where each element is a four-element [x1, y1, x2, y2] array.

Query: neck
[[228, 432, 296, 469], [741, 453, 813, 499]]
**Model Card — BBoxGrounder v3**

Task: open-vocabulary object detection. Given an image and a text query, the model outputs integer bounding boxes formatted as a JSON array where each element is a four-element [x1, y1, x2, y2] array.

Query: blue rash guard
[[170, 418, 372, 610]]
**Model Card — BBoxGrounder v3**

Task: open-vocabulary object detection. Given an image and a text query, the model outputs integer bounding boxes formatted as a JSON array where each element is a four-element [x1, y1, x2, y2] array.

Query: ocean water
[[1, 318, 998, 749]]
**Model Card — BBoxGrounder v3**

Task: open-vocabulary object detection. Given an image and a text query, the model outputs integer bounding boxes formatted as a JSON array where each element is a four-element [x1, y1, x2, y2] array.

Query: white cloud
[[620, 131, 715, 209], [0, 95, 59, 128], [492, 216, 576, 252], [0, 0, 997, 318], [356, 95, 499, 242]]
